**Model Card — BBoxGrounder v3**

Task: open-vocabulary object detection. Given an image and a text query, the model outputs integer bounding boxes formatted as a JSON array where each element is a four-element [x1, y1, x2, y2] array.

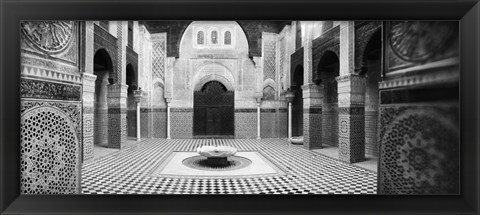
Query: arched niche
[[317, 50, 340, 147], [292, 65, 304, 137], [362, 29, 382, 157], [93, 48, 114, 147], [126, 63, 137, 137]]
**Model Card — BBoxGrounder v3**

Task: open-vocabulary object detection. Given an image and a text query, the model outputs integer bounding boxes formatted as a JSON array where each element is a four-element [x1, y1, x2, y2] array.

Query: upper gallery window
[[197, 31, 205, 45], [211, 31, 218, 44], [224, 31, 231, 45]]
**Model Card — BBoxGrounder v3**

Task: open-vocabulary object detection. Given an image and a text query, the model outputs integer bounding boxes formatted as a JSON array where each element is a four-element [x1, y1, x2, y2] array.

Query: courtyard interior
[[82, 138, 377, 194]]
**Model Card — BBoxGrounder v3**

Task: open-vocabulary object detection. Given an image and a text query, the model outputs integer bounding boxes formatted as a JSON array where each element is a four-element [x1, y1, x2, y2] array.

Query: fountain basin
[[289, 136, 304, 145], [197, 145, 238, 166]]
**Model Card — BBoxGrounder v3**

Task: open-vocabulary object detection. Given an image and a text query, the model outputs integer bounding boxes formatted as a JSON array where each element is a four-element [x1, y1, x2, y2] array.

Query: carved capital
[[82, 73, 97, 92], [133, 88, 143, 103], [255, 96, 263, 103], [302, 84, 323, 99], [107, 83, 128, 98]]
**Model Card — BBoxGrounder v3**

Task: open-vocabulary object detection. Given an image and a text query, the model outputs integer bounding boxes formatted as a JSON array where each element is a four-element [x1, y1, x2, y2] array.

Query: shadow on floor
[[93, 138, 143, 159], [310, 144, 378, 173]]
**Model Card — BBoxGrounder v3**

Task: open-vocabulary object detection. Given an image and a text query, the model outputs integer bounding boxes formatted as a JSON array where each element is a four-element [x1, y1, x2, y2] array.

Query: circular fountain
[[196, 145, 238, 166], [182, 145, 253, 171]]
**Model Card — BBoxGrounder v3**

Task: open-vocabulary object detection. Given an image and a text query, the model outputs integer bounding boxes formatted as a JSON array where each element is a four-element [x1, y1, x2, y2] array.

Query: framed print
[[1, 0, 479, 214]]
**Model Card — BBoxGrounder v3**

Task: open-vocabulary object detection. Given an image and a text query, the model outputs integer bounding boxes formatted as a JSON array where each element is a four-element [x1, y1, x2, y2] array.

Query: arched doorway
[[318, 51, 340, 147], [292, 65, 304, 137], [361, 30, 382, 157], [126, 64, 137, 138], [193, 81, 234, 138], [93, 49, 114, 147]]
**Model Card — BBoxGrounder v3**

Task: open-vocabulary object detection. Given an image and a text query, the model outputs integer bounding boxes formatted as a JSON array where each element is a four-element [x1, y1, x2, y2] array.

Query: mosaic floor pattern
[[81, 139, 377, 194]]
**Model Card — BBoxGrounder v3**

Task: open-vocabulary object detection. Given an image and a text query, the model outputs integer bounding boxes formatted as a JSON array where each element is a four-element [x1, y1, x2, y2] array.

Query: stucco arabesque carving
[[21, 21, 74, 53]]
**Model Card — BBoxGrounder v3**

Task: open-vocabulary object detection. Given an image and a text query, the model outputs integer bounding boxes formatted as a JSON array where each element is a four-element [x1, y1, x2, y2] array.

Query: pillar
[[166, 98, 171, 139], [136, 102, 141, 140], [107, 83, 128, 149], [256, 97, 262, 139], [134, 89, 142, 141], [302, 84, 323, 149], [288, 102, 292, 139], [81, 21, 96, 161], [300, 22, 323, 149], [82, 73, 96, 161], [336, 74, 366, 163]]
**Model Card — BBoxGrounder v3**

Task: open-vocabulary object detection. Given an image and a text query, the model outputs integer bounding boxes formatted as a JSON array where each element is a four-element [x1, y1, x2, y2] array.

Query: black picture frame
[[1, 0, 479, 214]]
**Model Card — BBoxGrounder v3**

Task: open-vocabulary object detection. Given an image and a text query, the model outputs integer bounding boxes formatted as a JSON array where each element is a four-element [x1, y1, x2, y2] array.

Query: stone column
[[107, 83, 128, 149], [133, 89, 143, 141], [256, 97, 262, 140], [302, 84, 323, 150], [166, 98, 171, 139], [285, 90, 295, 140], [82, 73, 96, 161], [336, 74, 366, 163], [288, 102, 292, 139]]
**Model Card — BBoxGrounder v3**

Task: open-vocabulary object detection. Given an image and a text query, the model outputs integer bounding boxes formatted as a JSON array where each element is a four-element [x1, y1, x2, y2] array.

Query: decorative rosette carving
[[21, 21, 74, 53], [389, 21, 456, 62]]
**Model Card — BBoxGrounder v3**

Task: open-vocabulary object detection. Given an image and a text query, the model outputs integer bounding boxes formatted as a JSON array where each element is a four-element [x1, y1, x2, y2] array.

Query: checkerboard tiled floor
[[81, 139, 377, 194]]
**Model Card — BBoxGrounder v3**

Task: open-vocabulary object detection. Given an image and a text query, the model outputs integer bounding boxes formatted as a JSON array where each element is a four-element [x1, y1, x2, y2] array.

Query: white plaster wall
[[172, 21, 259, 109], [133, 21, 140, 53], [108, 21, 118, 38]]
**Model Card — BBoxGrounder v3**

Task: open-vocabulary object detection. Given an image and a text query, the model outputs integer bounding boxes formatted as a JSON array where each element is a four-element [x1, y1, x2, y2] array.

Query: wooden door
[[193, 81, 234, 138], [206, 107, 222, 135]]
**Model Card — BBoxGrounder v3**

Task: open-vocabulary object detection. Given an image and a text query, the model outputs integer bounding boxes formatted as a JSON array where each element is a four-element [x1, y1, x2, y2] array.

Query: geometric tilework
[[152, 111, 167, 138], [278, 111, 288, 138], [322, 109, 338, 147], [234, 112, 257, 139], [303, 109, 322, 150], [338, 107, 365, 163], [171, 110, 193, 139], [21, 106, 79, 194], [108, 112, 127, 149], [365, 111, 379, 156], [378, 107, 459, 194], [140, 111, 151, 138], [261, 112, 277, 138], [81, 138, 377, 194]]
